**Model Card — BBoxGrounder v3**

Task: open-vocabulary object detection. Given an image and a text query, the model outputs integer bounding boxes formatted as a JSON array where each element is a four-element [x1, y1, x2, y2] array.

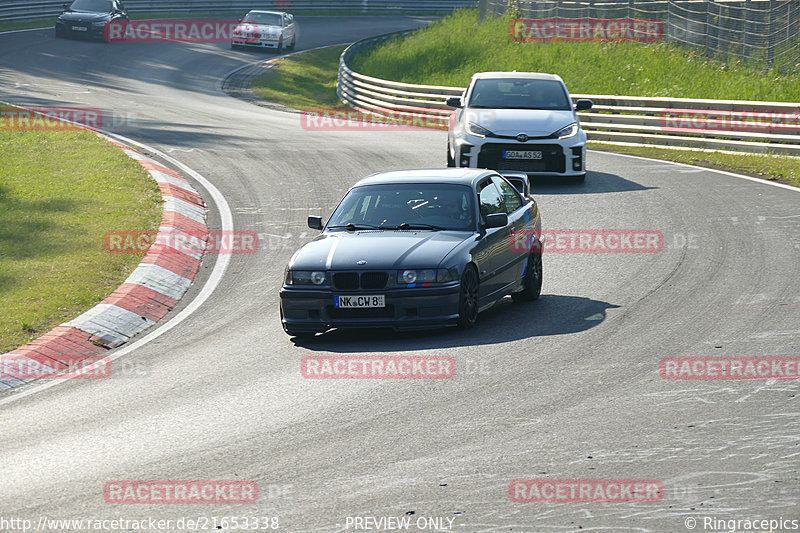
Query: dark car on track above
[[280, 168, 544, 338], [55, 0, 128, 41]]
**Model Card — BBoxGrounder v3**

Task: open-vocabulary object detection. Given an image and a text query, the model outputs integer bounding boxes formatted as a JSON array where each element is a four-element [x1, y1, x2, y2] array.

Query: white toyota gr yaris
[[446, 72, 593, 183]]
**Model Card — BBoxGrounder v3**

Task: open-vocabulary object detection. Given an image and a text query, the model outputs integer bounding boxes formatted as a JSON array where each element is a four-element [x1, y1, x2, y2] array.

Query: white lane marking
[[591, 150, 800, 193], [647, 167, 706, 173], [750, 330, 800, 338], [0, 27, 51, 35], [0, 110, 234, 406], [757, 214, 800, 221]]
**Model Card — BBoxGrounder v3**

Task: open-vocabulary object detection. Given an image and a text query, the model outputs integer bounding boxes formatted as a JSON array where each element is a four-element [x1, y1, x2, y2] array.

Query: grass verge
[[350, 9, 800, 100], [251, 45, 348, 110], [0, 115, 162, 353]]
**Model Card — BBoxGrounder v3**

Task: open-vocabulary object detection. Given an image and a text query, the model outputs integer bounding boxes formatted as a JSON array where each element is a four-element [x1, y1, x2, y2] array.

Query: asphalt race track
[[1, 16, 798, 532]]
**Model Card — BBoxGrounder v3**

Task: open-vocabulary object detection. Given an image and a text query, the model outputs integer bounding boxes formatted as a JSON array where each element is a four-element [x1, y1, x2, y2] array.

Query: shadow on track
[[532, 171, 658, 194], [294, 294, 620, 351]]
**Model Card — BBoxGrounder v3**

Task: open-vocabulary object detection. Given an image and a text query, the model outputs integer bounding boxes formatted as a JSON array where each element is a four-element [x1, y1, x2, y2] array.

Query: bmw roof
[[245, 9, 286, 15], [355, 168, 496, 187], [471, 72, 563, 82]]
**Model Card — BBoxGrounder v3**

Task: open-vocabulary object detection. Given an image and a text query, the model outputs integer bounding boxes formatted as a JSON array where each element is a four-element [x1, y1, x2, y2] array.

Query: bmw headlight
[[466, 122, 495, 138], [554, 122, 579, 139], [398, 268, 456, 285], [285, 270, 328, 286]]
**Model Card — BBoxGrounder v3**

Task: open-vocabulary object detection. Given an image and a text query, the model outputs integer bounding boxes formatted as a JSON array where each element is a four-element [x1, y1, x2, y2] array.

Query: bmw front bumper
[[280, 283, 462, 334], [231, 38, 281, 48]]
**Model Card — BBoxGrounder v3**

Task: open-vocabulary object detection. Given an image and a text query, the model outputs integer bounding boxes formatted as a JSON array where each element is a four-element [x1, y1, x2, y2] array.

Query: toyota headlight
[[554, 123, 579, 139], [466, 122, 495, 138]]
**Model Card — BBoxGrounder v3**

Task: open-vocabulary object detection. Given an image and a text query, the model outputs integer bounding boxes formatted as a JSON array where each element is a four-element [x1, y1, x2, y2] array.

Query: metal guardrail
[[0, 0, 476, 22], [338, 32, 800, 156]]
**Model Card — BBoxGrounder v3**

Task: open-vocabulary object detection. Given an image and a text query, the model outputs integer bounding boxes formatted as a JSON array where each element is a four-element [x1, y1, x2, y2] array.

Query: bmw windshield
[[242, 12, 282, 26], [68, 0, 113, 13], [327, 184, 476, 232]]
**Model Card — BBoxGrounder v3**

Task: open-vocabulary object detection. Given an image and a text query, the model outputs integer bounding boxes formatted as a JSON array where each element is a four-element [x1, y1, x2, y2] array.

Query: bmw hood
[[467, 108, 575, 137], [289, 231, 470, 271], [59, 12, 111, 22], [235, 23, 280, 36]]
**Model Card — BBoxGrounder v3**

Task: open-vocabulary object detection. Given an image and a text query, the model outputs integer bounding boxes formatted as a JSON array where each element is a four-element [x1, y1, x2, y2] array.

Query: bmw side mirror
[[445, 97, 462, 108], [307, 216, 323, 230], [575, 99, 593, 112], [484, 213, 508, 229]]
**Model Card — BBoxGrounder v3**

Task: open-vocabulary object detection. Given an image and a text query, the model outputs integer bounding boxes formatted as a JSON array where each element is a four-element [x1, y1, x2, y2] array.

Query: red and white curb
[[0, 139, 208, 390]]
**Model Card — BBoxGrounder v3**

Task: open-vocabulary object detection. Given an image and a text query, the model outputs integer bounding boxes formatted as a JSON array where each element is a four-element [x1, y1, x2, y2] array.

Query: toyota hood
[[466, 108, 575, 137], [289, 231, 470, 271]]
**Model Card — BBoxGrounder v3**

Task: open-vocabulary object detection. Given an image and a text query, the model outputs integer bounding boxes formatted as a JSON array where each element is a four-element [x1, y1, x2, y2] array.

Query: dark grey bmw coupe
[[280, 169, 543, 337]]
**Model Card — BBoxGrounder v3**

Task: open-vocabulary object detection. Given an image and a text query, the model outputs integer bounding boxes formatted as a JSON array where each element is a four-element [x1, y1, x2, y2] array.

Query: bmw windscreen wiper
[[327, 223, 383, 231], [398, 222, 447, 230]]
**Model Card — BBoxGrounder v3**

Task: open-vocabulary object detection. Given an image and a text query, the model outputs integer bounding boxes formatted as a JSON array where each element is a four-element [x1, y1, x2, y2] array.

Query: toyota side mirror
[[445, 97, 462, 108], [575, 99, 593, 111]]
